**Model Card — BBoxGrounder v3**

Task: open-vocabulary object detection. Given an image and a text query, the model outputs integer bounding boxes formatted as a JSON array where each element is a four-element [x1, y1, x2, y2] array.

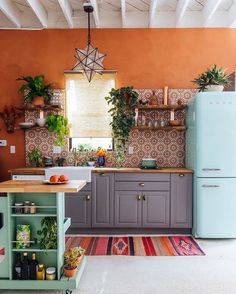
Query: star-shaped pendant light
[[72, 3, 106, 82]]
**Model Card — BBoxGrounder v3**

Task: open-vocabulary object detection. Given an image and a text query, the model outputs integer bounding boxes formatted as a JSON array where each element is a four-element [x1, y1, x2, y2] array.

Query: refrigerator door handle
[[202, 185, 220, 188], [202, 168, 221, 171]]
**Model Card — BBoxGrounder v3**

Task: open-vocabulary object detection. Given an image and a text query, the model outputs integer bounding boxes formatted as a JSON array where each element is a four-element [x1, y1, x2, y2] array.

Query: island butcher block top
[[0, 180, 86, 193]]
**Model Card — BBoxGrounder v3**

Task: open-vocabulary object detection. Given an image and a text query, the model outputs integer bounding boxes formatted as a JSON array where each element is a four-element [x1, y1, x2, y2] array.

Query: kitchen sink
[[45, 166, 95, 182]]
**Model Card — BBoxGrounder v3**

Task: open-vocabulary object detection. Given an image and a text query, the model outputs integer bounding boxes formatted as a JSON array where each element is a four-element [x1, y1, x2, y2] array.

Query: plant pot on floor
[[205, 85, 224, 92], [64, 266, 77, 278]]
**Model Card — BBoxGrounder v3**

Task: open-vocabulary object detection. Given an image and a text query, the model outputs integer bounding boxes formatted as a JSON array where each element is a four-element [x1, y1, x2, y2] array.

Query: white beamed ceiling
[[0, 0, 236, 29]]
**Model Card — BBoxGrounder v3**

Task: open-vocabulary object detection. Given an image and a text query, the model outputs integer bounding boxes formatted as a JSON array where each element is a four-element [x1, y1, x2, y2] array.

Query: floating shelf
[[138, 105, 187, 110], [133, 126, 186, 131], [17, 104, 63, 111]]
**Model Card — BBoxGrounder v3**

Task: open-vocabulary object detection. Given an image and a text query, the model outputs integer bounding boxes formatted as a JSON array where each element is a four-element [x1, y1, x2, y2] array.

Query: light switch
[[53, 146, 61, 154], [128, 146, 134, 154], [10, 146, 16, 154], [0, 140, 7, 146]]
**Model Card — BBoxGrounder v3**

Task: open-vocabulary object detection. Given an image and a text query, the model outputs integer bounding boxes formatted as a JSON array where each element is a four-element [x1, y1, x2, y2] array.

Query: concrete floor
[[1, 238, 236, 294]]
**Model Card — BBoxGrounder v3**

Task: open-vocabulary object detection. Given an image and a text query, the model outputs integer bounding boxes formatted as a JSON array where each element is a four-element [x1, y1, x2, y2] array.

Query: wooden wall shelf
[[133, 126, 186, 131], [17, 104, 63, 111], [138, 104, 187, 110]]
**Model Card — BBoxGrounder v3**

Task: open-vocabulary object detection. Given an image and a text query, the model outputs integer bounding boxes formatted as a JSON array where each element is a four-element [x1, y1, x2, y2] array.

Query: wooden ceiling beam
[[90, 0, 100, 28], [0, 0, 21, 28], [149, 0, 161, 28], [26, 0, 48, 28], [121, 0, 126, 28], [176, 0, 191, 27], [58, 0, 74, 28], [202, 0, 223, 26]]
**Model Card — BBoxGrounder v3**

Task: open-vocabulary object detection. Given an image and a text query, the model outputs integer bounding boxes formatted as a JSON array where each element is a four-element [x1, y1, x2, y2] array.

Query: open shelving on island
[[0, 180, 86, 293]]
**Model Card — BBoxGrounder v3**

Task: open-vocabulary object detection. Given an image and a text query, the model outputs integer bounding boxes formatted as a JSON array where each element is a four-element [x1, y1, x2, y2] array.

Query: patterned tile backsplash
[[25, 88, 197, 167]]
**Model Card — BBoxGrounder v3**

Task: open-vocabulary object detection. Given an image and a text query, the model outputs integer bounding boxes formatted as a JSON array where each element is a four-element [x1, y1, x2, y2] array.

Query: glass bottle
[[29, 252, 38, 280], [14, 252, 22, 280], [37, 264, 45, 280], [21, 252, 29, 280]]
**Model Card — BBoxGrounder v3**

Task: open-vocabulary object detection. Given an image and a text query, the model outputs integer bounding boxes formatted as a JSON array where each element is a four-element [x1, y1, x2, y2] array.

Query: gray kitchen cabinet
[[65, 191, 91, 228], [115, 191, 142, 227], [92, 172, 114, 227], [171, 173, 192, 228], [142, 191, 170, 227], [65, 183, 92, 228]]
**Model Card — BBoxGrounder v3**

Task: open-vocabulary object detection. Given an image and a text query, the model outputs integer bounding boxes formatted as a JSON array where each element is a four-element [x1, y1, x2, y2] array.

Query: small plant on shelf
[[64, 246, 85, 278], [105, 87, 138, 166], [17, 75, 53, 106], [37, 217, 57, 252], [27, 147, 43, 167], [46, 113, 69, 146], [191, 64, 230, 92]]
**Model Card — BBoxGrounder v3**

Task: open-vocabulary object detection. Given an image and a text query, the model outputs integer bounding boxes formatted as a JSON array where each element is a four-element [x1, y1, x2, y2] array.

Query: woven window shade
[[65, 73, 116, 138]]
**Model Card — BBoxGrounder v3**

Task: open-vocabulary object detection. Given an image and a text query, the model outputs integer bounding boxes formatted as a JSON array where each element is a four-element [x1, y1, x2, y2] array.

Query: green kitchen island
[[0, 180, 86, 293]]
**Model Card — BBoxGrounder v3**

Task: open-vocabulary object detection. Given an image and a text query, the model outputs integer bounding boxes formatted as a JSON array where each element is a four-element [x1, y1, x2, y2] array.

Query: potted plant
[[46, 113, 69, 146], [64, 247, 85, 278], [192, 64, 230, 92], [37, 217, 57, 252], [27, 148, 43, 167], [87, 156, 97, 166], [105, 87, 138, 166], [17, 75, 53, 106]]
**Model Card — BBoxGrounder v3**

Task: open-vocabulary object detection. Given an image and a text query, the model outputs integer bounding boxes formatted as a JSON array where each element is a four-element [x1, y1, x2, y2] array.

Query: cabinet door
[[142, 191, 170, 228], [170, 174, 192, 228], [92, 173, 114, 227], [65, 192, 91, 228], [115, 191, 142, 227]]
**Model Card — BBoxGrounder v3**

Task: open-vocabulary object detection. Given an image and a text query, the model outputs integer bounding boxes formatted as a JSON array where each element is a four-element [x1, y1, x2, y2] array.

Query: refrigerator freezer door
[[194, 178, 236, 238], [196, 92, 236, 177]]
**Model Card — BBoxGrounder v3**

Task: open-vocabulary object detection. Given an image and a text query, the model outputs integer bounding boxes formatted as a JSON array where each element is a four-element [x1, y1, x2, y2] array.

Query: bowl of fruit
[[43, 174, 69, 184]]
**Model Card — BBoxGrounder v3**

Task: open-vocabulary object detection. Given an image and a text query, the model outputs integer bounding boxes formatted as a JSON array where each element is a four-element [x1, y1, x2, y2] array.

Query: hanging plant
[[105, 87, 138, 166], [46, 113, 69, 146]]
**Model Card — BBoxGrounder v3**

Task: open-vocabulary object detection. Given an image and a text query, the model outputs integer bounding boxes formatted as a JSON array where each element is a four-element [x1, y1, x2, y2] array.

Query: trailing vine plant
[[105, 87, 138, 166]]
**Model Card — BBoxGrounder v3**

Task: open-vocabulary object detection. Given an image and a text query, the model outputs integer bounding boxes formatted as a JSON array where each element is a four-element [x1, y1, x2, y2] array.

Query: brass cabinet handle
[[100, 173, 105, 176], [86, 195, 91, 201], [137, 195, 141, 201], [179, 174, 185, 177], [142, 195, 146, 201], [139, 183, 145, 187]]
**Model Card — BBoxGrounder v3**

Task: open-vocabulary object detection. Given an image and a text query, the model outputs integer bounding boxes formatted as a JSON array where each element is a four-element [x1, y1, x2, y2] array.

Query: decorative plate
[[43, 180, 69, 185]]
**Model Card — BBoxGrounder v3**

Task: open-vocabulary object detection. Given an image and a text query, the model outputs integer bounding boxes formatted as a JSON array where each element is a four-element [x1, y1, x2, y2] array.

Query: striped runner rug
[[65, 236, 205, 256]]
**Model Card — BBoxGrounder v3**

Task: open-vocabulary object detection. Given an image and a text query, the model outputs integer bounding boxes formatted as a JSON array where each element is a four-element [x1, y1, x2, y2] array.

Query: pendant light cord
[[88, 11, 91, 45]]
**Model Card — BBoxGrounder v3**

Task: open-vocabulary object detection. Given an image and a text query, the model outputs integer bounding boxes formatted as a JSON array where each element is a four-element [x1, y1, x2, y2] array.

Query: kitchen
[[1, 0, 236, 293]]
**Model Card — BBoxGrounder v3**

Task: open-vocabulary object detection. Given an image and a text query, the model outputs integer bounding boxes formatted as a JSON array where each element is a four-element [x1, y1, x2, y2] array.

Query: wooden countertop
[[9, 167, 193, 175], [9, 167, 46, 175], [0, 180, 86, 193], [93, 167, 193, 173]]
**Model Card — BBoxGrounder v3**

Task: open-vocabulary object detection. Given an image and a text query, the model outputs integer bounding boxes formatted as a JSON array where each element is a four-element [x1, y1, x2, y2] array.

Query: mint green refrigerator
[[186, 92, 236, 238]]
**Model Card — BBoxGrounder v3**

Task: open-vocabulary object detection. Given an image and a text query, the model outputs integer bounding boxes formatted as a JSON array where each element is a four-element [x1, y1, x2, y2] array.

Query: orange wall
[[0, 28, 236, 180]]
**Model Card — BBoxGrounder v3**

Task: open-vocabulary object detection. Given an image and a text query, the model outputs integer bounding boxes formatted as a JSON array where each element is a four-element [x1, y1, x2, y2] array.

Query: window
[[65, 72, 116, 150]]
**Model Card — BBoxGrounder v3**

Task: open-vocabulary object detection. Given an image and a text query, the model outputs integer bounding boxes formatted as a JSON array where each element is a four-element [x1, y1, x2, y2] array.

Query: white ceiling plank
[[176, 0, 191, 27], [228, 2, 236, 27], [90, 0, 100, 28], [149, 0, 161, 28], [58, 0, 73, 28], [0, 0, 21, 28], [26, 0, 48, 28], [121, 0, 126, 27], [203, 0, 223, 26]]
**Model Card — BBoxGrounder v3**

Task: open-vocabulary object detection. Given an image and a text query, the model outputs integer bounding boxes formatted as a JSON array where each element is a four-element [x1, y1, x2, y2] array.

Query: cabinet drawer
[[115, 173, 170, 182], [115, 181, 170, 191]]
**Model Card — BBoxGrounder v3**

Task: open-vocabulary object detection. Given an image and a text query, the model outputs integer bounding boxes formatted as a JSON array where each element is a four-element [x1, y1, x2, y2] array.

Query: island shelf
[[0, 180, 86, 293]]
